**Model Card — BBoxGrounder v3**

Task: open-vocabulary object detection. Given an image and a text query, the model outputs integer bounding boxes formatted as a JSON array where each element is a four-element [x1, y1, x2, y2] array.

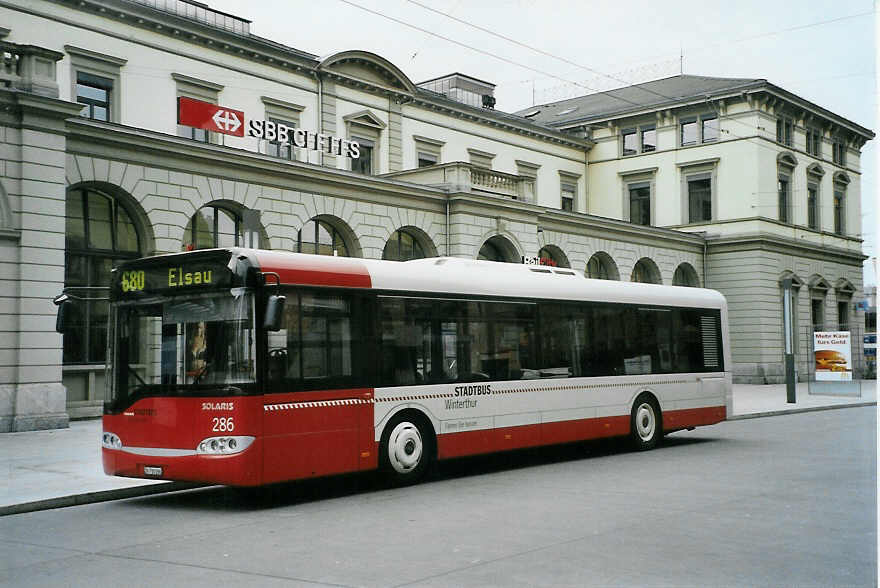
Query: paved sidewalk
[[1, 382, 875, 516]]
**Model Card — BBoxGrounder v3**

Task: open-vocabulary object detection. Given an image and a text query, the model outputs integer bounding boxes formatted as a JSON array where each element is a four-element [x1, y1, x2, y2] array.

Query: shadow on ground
[[118, 433, 720, 513]]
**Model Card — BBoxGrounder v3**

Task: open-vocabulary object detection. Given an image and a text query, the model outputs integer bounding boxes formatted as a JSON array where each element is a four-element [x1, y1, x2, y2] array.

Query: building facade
[[0, 0, 872, 431]]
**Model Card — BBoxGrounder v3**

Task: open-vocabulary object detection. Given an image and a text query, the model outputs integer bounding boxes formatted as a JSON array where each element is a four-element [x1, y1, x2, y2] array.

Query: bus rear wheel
[[380, 412, 434, 486], [630, 394, 661, 451]]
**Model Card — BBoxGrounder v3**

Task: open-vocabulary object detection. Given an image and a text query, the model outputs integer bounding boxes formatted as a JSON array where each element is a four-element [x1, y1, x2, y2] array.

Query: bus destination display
[[113, 260, 234, 297]]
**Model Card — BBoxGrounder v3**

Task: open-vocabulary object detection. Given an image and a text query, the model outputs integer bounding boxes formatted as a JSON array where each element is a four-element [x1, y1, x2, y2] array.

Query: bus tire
[[379, 411, 435, 486], [630, 393, 662, 451]]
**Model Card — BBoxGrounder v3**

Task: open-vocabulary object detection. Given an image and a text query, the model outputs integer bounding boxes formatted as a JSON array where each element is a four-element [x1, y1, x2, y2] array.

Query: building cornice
[[670, 216, 863, 246], [537, 211, 706, 252], [556, 80, 873, 147], [44, 0, 318, 71], [703, 229, 866, 265], [757, 84, 874, 142]]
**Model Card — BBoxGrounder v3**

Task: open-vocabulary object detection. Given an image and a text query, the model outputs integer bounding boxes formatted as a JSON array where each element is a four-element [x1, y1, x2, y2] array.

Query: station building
[[0, 0, 873, 431]]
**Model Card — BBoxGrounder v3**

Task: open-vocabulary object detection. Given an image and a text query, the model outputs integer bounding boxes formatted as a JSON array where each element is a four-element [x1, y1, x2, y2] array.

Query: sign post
[[782, 278, 796, 403]]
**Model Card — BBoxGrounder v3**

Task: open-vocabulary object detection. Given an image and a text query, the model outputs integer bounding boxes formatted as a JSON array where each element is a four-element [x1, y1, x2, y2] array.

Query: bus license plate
[[144, 466, 163, 476]]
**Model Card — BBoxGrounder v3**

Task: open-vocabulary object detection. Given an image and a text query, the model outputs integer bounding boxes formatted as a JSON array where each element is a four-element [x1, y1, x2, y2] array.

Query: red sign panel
[[177, 96, 245, 137]]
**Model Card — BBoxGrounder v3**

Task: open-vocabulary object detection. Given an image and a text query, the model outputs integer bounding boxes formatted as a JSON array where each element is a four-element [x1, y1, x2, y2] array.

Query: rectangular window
[[688, 177, 712, 222], [561, 182, 575, 211], [811, 298, 824, 332], [417, 152, 437, 167], [807, 184, 818, 230], [622, 129, 637, 155], [833, 187, 845, 234], [629, 183, 651, 226], [838, 301, 849, 331], [702, 116, 719, 142], [778, 176, 790, 224], [76, 71, 112, 121], [177, 123, 209, 143], [266, 118, 296, 160], [681, 119, 698, 146], [833, 140, 847, 166], [641, 127, 656, 152], [806, 128, 822, 157], [352, 138, 374, 174], [776, 118, 793, 146]]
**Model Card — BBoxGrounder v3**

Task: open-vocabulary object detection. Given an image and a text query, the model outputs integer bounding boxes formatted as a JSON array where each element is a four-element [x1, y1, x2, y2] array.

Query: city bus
[[72, 248, 730, 487]]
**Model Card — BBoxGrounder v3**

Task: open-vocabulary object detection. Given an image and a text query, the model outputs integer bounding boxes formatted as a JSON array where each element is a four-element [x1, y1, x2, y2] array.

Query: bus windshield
[[108, 288, 256, 411]]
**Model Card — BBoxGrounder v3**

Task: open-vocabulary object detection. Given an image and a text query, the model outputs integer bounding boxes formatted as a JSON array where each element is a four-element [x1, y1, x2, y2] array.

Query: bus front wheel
[[630, 394, 662, 451], [380, 411, 434, 486]]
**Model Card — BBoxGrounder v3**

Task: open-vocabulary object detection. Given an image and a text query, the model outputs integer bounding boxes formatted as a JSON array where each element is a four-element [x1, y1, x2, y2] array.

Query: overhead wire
[[395, 0, 871, 165], [334, 0, 647, 109]]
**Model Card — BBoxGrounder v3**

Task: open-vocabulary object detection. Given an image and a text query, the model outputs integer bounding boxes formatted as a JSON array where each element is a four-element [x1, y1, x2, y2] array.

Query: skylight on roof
[[557, 107, 578, 116]]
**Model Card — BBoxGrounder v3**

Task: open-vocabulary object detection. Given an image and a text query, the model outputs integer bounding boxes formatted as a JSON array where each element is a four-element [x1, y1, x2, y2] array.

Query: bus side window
[[672, 310, 704, 372], [270, 290, 365, 392], [537, 303, 577, 379], [583, 306, 624, 376], [489, 302, 537, 380], [380, 298, 436, 387]]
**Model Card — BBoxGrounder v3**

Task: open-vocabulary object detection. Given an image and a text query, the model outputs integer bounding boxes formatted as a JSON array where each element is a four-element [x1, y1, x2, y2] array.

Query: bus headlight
[[102, 432, 122, 449], [196, 436, 255, 455]]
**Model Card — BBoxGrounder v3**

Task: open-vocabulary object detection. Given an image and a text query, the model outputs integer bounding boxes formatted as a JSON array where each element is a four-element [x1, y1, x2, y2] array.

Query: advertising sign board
[[813, 331, 852, 381]]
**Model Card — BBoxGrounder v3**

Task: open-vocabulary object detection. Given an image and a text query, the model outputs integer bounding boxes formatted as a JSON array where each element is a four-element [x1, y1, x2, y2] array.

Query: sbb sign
[[247, 120, 360, 159], [177, 97, 244, 137], [176, 97, 359, 158]]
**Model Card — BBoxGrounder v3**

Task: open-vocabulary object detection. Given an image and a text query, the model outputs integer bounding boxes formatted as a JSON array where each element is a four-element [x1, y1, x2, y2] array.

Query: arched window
[[672, 263, 700, 287], [478, 236, 517, 263], [184, 204, 245, 250], [631, 258, 662, 284], [297, 218, 349, 257], [383, 229, 427, 261], [64, 187, 142, 363], [585, 252, 619, 280], [537, 245, 570, 268]]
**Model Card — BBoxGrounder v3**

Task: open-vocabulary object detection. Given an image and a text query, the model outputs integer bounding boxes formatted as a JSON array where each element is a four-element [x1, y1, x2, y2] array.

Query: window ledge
[[618, 166, 658, 177], [677, 157, 720, 169], [62, 364, 106, 373]]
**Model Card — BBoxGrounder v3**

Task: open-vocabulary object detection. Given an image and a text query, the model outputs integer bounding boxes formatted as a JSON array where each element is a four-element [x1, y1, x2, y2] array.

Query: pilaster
[[0, 89, 82, 432]]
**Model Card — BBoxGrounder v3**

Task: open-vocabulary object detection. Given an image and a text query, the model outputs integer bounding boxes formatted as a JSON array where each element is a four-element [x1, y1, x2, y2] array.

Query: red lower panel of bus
[[435, 405, 726, 460], [103, 440, 264, 486], [103, 401, 725, 486], [261, 388, 376, 485], [662, 405, 727, 432]]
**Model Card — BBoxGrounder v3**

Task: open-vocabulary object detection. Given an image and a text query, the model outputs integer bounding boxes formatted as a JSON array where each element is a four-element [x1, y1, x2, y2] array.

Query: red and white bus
[[86, 248, 729, 487]]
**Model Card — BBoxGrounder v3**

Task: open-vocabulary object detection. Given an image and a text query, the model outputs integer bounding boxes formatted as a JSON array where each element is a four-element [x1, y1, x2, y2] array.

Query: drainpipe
[[446, 197, 450, 257], [317, 73, 323, 166], [703, 237, 708, 288], [583, 125, 590, 213]]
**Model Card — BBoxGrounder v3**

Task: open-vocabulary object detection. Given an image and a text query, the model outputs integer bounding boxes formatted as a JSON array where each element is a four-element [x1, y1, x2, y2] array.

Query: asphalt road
[[0, 407, 876, 587]]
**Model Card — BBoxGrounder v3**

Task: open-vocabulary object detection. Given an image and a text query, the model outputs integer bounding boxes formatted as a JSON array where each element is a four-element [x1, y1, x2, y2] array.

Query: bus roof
[[249, 250, 726, 310]]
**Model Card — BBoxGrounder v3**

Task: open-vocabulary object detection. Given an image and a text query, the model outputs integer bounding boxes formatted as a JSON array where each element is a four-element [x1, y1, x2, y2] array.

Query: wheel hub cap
[[636, 403, 655, 441], [388, 422, 423, 474]]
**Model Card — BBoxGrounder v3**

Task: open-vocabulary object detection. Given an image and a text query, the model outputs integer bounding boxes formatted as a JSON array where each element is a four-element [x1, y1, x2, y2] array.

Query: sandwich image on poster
[[813, 331, 852, 381]]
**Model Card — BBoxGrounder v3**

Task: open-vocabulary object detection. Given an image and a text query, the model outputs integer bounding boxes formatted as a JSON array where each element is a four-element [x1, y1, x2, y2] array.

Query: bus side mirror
[[264, 295, 286, 331], [53, 294, 70, 334]]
